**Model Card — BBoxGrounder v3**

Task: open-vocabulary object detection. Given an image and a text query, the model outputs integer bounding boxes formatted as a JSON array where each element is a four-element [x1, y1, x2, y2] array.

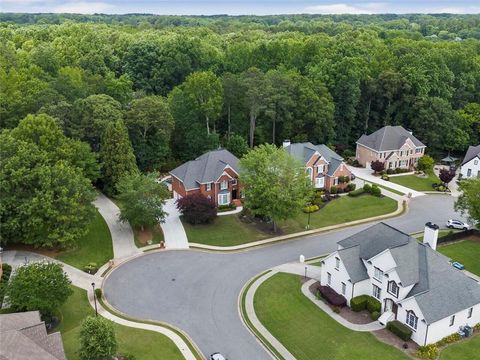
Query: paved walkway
[[2, 250, 100, 291], [349, 166, 425, 198], [160, 199, 189, 249], [94, 193, 140, 259], [301, 279, 384, 331]]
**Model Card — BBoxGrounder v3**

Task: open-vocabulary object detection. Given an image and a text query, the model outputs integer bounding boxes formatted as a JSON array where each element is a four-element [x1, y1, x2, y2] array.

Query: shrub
[[84, 262, 98, 274], [386, 168, 395, 174], [312, 197, 323, 206], [330, 186, 338, 194], [370, 185, 382, 197], [0, 263, 13, 307], [367, 297, 382, 313], [381, 174, 390, 181], [387, 320, 412, 341], [218, 204, 236, 212], [346, 183, 356, 192], [363, 183, 372, 192], [176, 193, 217, 224], [350, 295, 369, 312], [417, 155, 434, 173], [303, 205, 320, 213], [348, 188, 365, 197], [94, 288, 102, 299], [436, 333, 461, 347], [371, 160, 385, 174], [80, 316, 117, 360], [318, 285, 347, 307], [338, 175, 350, 184], [352, 159, 360, 167], [474, 323, 480, 332], [414, 344, 438, 360], [371, 311, 380, 321], [336, 187, 344, 194]]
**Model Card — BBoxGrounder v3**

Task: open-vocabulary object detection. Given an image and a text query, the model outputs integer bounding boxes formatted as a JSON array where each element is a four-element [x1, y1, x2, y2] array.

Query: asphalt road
[[103, 195, 468, 360]]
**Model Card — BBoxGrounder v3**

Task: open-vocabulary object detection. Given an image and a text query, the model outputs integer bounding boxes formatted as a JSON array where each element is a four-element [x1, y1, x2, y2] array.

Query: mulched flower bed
[[373, 328, 418, 359]]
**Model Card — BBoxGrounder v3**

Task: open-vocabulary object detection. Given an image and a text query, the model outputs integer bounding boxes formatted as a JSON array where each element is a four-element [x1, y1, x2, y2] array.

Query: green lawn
[[254, 273, 408, 360], [57, 210, 113, 270], [389, 172, 440, 191], [57, 286, 183, 360], [437, 240, 480, 276], [184, 195, 398, 246], [440, 334, 480, 360]]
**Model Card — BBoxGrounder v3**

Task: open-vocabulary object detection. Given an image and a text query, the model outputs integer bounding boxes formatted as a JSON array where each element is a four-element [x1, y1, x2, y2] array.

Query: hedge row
[[350, 295, 381, 313], [387, 320, 412, 341], [318, 285, 347, 307]]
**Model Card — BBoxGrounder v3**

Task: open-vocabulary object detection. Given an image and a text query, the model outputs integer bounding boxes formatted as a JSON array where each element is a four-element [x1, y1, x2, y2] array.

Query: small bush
[[330, 186, 338, 194], [348, 188, 365, 197], [367, 297, 381, 313], [350, 295, 369, 311], [436, 333, 461, 347], [312, 197, 323, 206], [474, 323, 480, 332], [217, 204, 236, 212], [394, 167, 410, 174], [371, 311, 380, 321], [84, 263, 98, 274], [94, 288, 102, 299], [363, 183, 372, 192], [318, 285, 347, 307], [386, 168, 395, 175], [414, 344, 438, 360], [381, 174, 390, 181], [370, 185, 382, 197], [387, 320, 412, 341], [303, 205, 320, 213], [336, 187, 344, 194], [177, 193, 217, 224], [346, 183, 356, 192]]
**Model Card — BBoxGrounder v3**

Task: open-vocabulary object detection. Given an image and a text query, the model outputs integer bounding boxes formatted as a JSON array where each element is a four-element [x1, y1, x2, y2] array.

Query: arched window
[[388, 281, 399, 297], [406, 310, 418, 330]]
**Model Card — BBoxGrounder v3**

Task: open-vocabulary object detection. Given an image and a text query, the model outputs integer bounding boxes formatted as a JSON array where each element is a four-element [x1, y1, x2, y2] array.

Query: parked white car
[[446, 219, 470, 230], [210, 353, 227, 360]]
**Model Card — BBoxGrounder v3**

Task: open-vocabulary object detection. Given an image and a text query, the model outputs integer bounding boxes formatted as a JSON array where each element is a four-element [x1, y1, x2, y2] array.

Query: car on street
[[446, 219, 470, 230], [210, 353, 227, 360]]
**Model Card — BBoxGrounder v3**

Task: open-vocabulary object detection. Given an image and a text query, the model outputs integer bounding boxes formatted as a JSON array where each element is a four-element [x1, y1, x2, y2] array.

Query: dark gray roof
[[462, 145, 480, 165], [284, 142, 344, 175], [0, 311, 66, 360], [170, 149, 240, 190], [357, 126, 425, 151], [336, 223, 480, 324]]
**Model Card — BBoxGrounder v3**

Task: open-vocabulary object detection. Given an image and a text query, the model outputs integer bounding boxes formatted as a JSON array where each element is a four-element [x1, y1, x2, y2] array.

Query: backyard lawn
[[440, 334, 480, 360], [437, 239, 480, 276], [253, 273, 408, 360], [184, 194, 398, 246], [57, 286, 183, 360], [389, 172, 440, 191], [56, 209, 113, 270]]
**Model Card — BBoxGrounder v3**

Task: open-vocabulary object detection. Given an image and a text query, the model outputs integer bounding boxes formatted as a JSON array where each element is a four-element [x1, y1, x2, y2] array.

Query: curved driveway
[[104, 195, 467, 360]]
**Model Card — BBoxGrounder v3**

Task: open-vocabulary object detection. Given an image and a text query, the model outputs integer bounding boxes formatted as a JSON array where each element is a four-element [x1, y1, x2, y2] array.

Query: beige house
[[356, 126, 426, 170]]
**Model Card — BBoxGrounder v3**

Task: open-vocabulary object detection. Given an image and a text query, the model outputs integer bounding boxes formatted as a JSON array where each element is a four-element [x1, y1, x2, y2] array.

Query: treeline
[[1, 14, 480, 176]]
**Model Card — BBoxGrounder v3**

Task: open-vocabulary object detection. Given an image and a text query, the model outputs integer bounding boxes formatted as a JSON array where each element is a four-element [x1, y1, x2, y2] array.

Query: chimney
[[282, 139, 291, 148], [406, 128, 413, 135], [423, 222, 439, 250]]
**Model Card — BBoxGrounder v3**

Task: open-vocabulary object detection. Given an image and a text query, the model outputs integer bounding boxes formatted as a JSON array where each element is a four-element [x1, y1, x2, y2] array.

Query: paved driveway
[[103, 195, 467, 360], [161, 199, 189, 249]]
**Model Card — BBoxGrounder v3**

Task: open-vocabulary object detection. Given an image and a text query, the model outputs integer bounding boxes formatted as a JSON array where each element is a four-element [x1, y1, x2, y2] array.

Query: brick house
[[356, 126, 426, 170], [283, 141, 352, 190], [170, 149, 241, 207]]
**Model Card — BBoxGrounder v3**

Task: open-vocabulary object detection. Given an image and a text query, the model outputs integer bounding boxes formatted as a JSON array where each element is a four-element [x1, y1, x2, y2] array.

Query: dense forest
[[1, 13, 480, 174]]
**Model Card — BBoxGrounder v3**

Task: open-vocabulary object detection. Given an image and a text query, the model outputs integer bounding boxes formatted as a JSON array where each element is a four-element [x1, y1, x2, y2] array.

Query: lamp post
[[304, 266, 307, 281], [91, 282, 98, 317], [306, 211, 311, 230]]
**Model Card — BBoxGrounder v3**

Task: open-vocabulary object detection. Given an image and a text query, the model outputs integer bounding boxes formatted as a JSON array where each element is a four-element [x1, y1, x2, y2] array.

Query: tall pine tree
[[100, 120, 138, 195]]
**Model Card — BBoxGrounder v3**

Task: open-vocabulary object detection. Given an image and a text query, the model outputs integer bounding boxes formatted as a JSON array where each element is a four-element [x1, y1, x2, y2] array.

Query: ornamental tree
[[239, 144, 314, 232], [6, 262, 72, 317], [176, 194, 217, 224], [370, 160, 385, 174], [80, 316, 118, 360], [439, 168, 455, 184], [116, 172, 169, 230], [455, 178, 480, 226], [416, 155, 435, 173]]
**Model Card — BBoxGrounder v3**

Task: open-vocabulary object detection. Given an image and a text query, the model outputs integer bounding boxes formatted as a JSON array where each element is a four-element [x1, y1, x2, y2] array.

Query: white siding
[[397, 297, 429, 346], [321, 252, 354, 304], [460, 158, 480, 179]]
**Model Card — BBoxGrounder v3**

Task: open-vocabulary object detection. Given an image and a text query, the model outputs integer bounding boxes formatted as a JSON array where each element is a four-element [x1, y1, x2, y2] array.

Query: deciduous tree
[[80, 316, 118, 360], [455, 178, 480, 226], [371, 160, 385, 174], [176, 194, 217, 224]]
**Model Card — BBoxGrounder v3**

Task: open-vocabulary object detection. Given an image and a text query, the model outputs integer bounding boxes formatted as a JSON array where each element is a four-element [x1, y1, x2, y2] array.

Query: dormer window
[[220, 180, 228, 190], [317, 165, 325, 173], [374, 267, 383, 282], [335, 257, 340, 270], [406, 310, 418, 330], [387, 281, 399, 298]]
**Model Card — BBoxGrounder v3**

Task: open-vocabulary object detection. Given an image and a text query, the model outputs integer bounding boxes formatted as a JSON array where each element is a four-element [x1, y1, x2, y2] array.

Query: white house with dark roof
[[283, 141, 352, 191], [460, 144, 480, 179], [320, 222, 480, 346], [170, 149, 241, 207], [356, 126, 426, 170]]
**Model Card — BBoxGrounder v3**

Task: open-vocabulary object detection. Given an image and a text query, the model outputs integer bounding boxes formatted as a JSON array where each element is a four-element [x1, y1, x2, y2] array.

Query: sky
[[1, 0, 480, 15]]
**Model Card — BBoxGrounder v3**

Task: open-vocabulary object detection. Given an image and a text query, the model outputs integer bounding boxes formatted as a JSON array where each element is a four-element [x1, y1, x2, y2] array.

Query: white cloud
[[434, 6, 480, 14], [305, 3, 387, 14], [53, 2, 115, 14], [1, 0, 51, 4]]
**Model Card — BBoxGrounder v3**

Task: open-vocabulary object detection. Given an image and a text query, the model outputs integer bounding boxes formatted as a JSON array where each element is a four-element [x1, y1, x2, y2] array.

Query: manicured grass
[[437, 240, 480, 276], [58, 286, 183, 360], [440, 334, 480, 360], [183, 214, 270, 246], [389, 172, 440, 191], [184, 195, 398, 246], [254, 273, 408, 360], [57, 210, 113, 270], [375, 183, 405, 195]]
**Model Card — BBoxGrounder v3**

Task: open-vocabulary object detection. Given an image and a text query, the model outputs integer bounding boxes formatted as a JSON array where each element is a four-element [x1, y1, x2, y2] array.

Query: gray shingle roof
[[357, 126, 426, 151], [462, 144, 480, 165], [170, 149, 240, 190], [336, 223, 480, 324], [0, 311, 66, 360], [284, 142, 344, 175]]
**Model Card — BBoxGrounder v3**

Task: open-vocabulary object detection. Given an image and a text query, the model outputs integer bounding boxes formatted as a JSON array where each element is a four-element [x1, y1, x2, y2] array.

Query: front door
[[385, 298, 394, 312], [232, 189, 238, 199]]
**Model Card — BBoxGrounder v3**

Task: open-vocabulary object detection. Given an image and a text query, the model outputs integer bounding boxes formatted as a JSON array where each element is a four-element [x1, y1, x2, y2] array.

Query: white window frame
[[374, 267, 383, 282], [474, 160, 478, 165], [449, 315, 455, 327], [315, 177, 324, 188], [406, 311, 418, 330], [468, 307, 473, 318], [218, 193, 230, 206], [387, 281, 399, 297], [467, 169, 472, 177], [206, 183, 212, 191], [341, 282, 346, 295], [335, 257, 340, 270], [372, 284, 381, 300], [333, 177, 339, 185], [317, 164, 325, 173], [220, 180, 228, 190]]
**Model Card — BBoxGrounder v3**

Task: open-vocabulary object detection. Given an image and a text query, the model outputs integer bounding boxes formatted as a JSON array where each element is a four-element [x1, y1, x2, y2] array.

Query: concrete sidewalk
[[2, 250, 100, 291], [94, 193, 140, 259], [160, 199, 189, 249]]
